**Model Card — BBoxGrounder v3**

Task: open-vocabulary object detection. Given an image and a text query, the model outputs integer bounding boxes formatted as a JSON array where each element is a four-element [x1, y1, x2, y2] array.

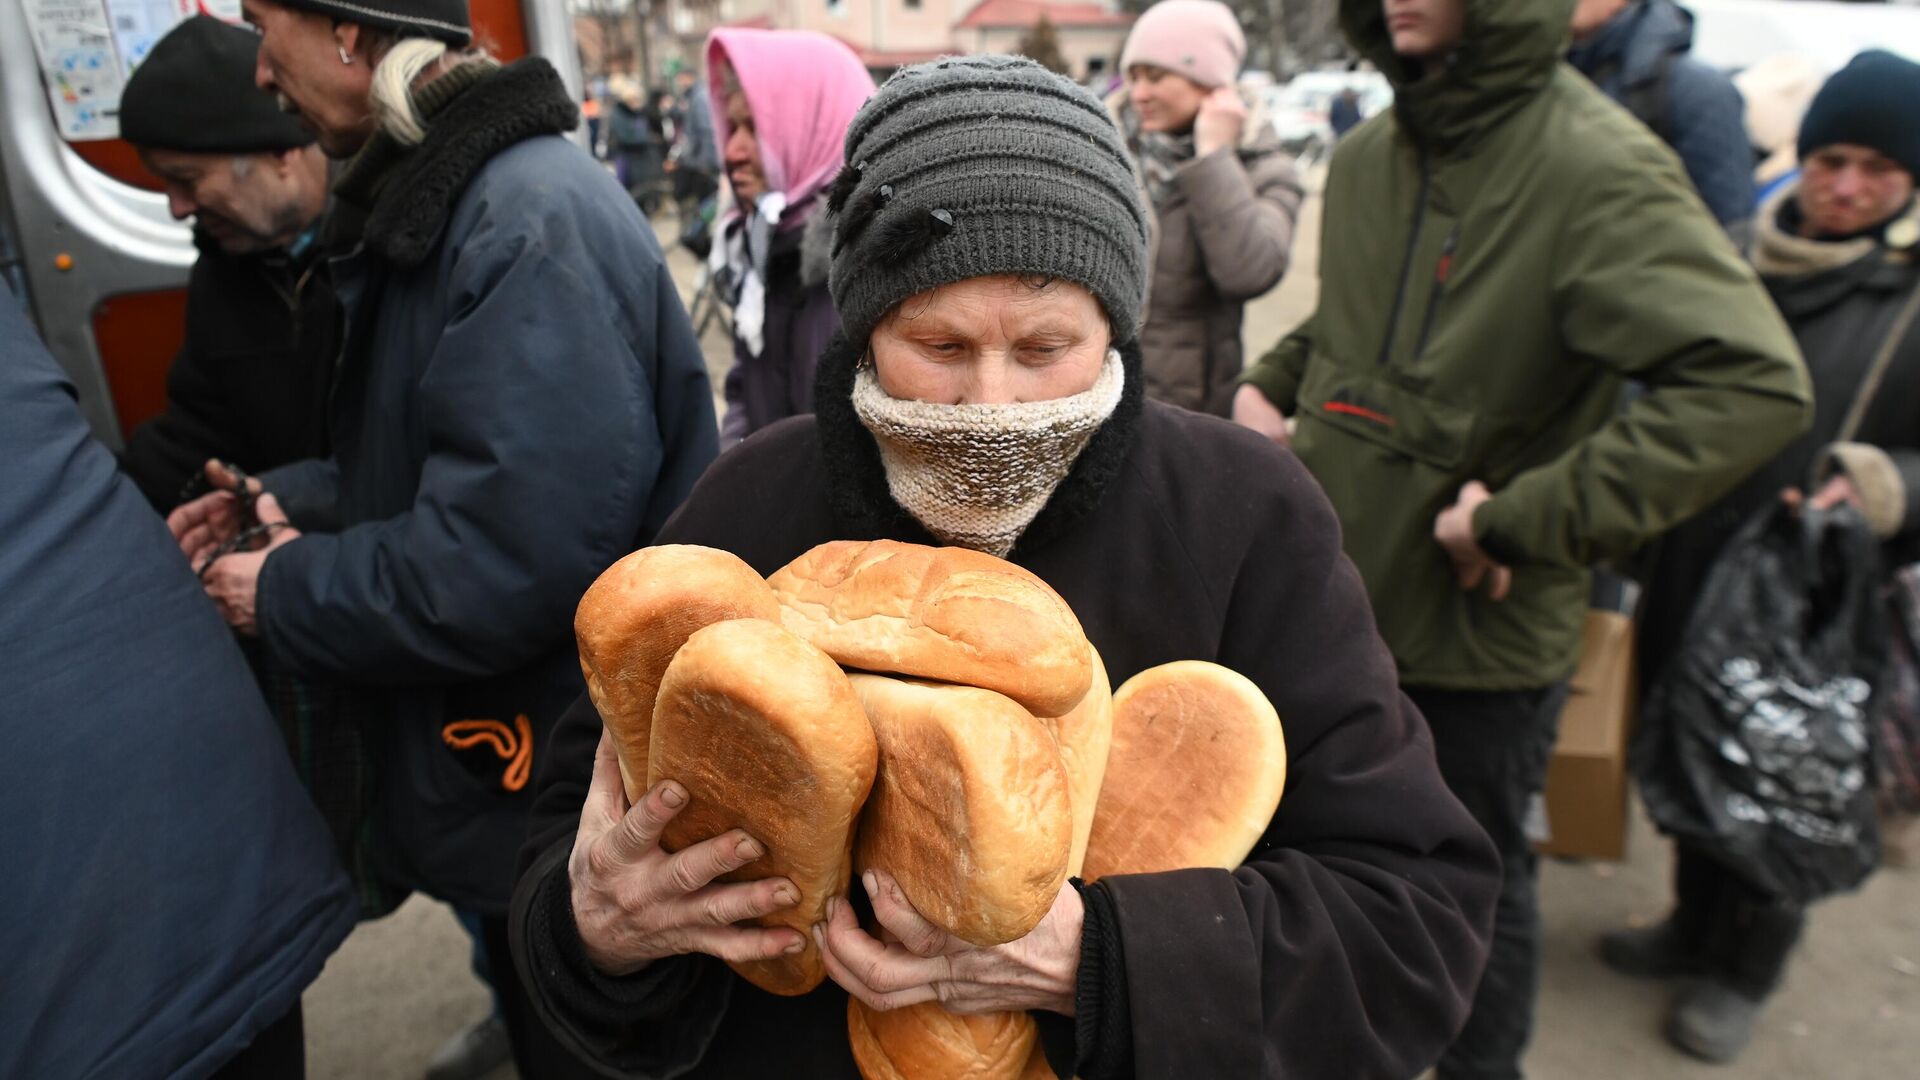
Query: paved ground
[[302, 191, 1920, 1079]]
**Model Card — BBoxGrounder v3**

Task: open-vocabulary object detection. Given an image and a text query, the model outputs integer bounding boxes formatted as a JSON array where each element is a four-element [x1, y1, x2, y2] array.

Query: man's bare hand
[[1232, 384, 1291, 447], [1435, 481, 1511, 601]]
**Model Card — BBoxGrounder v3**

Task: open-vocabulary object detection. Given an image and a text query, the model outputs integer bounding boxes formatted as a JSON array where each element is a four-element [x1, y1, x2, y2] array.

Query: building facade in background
[[578, 0, 1133, 84]]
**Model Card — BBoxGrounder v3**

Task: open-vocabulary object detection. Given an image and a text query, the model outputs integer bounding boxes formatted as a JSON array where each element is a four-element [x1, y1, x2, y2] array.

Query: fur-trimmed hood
[[362, 58, 579, 267]]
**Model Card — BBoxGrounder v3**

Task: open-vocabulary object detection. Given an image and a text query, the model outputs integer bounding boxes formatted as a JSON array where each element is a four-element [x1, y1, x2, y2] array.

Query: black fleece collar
[[811, 332, 1146, 555], [362, 58, 579, 268]]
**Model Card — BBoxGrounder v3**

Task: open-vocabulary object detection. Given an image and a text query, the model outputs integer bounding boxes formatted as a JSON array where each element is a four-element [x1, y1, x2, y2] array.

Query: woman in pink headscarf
[[706, 29, 875, 446]]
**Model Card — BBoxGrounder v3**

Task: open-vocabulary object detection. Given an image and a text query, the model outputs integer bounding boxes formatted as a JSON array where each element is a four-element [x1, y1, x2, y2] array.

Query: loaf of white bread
[[847, 649, 1113, 1080], [769, 540, 1094, 717], [1081, 661, 1288, 881], [849, 674, 1072, 947], [852, 658, 1285, 1080], [575, 545, 781, 800], [1013, 659, 1289, 1080], [646, 618, 877, 996]]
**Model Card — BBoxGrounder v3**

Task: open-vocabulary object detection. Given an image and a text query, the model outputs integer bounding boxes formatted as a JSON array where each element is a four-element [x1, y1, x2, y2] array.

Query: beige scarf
[[852, 351, 1125, 556]]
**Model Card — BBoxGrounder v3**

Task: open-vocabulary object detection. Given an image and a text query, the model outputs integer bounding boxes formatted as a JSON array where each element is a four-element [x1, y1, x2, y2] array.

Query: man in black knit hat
[[117, 15, 338, 512], [1608, 48, 1920, 1066]]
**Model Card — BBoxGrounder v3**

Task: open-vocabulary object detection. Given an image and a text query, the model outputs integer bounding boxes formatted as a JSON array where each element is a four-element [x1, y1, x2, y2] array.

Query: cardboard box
[[1533, 610, 1637, 860]]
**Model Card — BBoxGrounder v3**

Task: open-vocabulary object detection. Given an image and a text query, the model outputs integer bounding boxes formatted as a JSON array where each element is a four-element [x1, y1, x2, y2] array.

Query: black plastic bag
[[1634, 503, 1886, 903]]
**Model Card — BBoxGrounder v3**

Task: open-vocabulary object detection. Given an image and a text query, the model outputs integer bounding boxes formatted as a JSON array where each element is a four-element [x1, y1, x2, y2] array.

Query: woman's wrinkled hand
[[816, 869, 1083, 1017], [569, 730, 806, 976]]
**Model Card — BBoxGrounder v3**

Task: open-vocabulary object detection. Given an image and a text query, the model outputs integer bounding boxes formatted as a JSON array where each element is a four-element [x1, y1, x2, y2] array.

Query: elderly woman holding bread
[[508, 57, 1499, 1080]]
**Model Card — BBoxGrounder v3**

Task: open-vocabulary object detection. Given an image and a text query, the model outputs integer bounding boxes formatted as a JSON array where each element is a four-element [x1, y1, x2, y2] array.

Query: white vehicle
[[1686, 0, 1920, 74], [1266, 70, 1393, 163]]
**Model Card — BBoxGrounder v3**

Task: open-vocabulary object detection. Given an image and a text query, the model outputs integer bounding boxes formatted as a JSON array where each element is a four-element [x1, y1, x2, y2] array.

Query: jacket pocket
[[1294, 359, 1476, 470]]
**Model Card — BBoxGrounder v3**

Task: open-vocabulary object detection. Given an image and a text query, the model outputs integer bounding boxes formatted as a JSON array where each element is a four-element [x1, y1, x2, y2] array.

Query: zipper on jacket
[[1411, 226, 1460, 363], [1375, 153, 1433, 367]]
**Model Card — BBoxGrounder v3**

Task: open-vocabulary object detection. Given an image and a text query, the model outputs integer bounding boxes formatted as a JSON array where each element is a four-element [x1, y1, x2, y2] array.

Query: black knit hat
[[275, 0, 472, 47], [120, 17, 314, 154], [826, 56, 1150, 347], [1797, 50, 1920, 179]]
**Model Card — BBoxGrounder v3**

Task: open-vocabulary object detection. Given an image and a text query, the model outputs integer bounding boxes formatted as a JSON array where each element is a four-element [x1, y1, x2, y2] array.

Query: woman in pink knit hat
[[706, 29, 876, 446], [1113, 0, 1305, 416]]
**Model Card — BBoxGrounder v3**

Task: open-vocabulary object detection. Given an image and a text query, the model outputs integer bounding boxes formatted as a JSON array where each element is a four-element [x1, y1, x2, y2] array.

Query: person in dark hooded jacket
[[1567, 0, 1755, 232], [1610, 50, 1920, 1065], [0, 291, 355, 1078], [172, 0, 719, 1071]]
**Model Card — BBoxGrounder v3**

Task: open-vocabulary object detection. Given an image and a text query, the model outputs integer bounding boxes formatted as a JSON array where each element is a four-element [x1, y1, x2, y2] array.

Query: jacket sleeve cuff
[[1471, 493, 1527, 566], [1819, 442, 1912, 540], [1071, 878, 1135, 1079], [259, 458, 339, 532], [509, 840, 731, 1077], [1238, 349, 1301, 414], [1098, 868, 1264, 1077]]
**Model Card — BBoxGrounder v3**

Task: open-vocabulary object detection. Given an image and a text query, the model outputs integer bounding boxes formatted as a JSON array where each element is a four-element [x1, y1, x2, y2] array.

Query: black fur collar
[[364, 59, 579, 268], [812, 333, 1147, 554]]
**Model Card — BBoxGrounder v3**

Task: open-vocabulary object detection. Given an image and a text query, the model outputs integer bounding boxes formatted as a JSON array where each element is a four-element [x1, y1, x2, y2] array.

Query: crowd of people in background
[[5, 0, 1919, 1077]]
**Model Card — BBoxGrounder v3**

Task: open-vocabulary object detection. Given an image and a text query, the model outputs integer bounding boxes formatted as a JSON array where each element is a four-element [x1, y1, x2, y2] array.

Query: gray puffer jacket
[[1115, 93, 1304, 414]]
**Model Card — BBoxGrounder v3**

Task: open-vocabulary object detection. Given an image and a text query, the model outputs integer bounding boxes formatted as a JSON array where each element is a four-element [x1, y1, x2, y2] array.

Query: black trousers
[[209, 1003, 304, 1080], [1410, 682, 1568, 1080], [1670, 845, 1808, 998]]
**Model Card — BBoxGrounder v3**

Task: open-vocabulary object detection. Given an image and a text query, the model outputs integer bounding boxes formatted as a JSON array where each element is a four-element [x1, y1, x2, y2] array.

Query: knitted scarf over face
[[851, 350, 1125, 556]]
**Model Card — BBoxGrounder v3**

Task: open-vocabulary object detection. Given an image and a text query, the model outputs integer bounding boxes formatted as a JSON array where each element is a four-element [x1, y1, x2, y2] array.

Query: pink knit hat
[[1119, 0, 1246, 90]]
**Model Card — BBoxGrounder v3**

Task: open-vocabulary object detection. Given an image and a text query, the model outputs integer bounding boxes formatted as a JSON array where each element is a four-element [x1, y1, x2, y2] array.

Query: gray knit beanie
[[826, 55, 1150, 347]]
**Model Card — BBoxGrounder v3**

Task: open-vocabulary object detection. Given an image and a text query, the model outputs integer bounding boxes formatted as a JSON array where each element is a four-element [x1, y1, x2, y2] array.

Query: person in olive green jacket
[[1233, 1, 1811, 1077]]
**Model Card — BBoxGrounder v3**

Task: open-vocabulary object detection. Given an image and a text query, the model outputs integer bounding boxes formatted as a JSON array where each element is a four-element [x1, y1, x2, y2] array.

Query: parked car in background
[[1266, 69, 1392, 165]]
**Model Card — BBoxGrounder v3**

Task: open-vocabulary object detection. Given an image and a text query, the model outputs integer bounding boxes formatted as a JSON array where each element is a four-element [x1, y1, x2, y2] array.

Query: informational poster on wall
[[21, 0, 240, 141], [22, 0, 127, 140]]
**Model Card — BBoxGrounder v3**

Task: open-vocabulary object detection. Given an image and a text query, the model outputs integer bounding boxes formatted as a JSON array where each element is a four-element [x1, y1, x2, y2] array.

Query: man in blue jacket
[[1569, 0, 1755, 232], [0, 290, 356, 1078], [169, 0, 720, 1071]]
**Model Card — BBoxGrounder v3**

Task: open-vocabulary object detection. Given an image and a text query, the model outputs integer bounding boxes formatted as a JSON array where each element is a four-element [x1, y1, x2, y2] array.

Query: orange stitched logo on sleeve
[[442, 715, 534, 792]]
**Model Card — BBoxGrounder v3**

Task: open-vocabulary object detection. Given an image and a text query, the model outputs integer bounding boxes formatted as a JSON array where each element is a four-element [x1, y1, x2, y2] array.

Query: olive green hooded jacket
[[1242, 0, 1810, 690]]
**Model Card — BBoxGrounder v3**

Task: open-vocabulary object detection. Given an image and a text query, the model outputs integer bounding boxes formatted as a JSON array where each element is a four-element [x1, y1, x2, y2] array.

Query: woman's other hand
[[817, 869, 1082, 1016]]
